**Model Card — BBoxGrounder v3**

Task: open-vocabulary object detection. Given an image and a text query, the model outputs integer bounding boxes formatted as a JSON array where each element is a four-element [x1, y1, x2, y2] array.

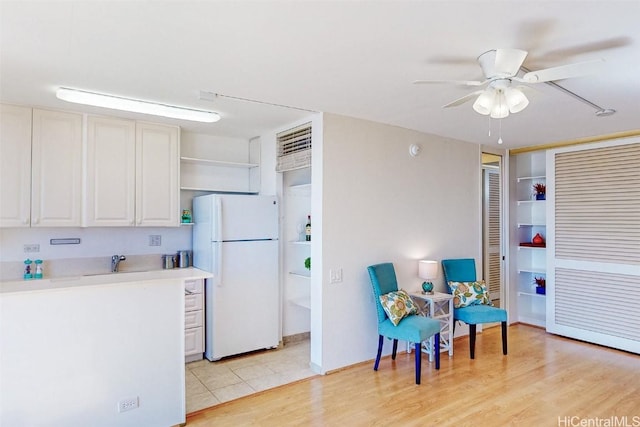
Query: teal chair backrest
[[367, 263, 399, 324], [441, 258, 477, 292]]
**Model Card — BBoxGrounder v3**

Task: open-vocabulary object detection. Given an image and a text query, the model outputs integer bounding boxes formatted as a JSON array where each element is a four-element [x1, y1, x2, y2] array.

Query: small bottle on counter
[[181, 209, 192, 224], [23, 259, 33, 280], [34, 259, 43, 279], [305, 215, 311, 242]]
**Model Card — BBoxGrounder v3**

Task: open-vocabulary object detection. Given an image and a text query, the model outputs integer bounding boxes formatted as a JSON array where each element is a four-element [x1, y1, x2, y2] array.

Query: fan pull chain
[[498, 117, 503, 144]]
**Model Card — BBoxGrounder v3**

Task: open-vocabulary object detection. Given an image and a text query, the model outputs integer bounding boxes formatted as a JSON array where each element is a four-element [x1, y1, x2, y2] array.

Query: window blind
[[276, 123, 311, 172]]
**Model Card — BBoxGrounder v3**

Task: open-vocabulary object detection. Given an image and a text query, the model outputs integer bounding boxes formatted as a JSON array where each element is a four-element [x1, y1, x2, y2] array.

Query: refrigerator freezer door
[[214, 195, 278, 241], [205, 239, 279, 360]]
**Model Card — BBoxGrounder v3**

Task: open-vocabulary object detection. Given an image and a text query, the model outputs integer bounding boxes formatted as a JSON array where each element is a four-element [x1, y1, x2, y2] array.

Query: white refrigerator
[[192, 194, 279, 361]]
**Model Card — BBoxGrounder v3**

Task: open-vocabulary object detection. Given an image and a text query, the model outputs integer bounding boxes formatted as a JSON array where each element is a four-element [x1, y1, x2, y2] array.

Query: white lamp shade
[[472, 89, 495, 115], [418, 260, 438, 280], [490, 91, 509, 119], [505, 87, 529, 113]]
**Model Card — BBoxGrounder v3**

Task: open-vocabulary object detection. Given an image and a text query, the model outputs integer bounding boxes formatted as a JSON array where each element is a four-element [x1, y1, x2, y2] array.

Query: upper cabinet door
[[135, 122, 180, 226], [85, 116, 136, 226], [31, 109, 83, 227], [0, 104, 32, 227]]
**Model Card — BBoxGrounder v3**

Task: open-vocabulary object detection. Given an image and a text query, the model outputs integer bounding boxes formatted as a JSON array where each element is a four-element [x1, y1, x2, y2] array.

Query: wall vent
[[276, 122, 311, 172]]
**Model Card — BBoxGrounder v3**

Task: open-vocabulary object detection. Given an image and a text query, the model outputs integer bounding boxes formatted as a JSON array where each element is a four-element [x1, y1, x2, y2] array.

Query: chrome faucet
[[111, 255, 126, 272]]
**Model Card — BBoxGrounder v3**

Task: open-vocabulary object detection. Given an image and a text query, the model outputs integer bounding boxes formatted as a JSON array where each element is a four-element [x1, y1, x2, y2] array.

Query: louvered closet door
[[483, 168, 502, 306], [546, 138, 640, 354]]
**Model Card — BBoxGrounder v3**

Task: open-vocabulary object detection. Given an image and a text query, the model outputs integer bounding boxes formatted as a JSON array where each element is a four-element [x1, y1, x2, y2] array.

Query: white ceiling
[[1, 1, 639, 148]]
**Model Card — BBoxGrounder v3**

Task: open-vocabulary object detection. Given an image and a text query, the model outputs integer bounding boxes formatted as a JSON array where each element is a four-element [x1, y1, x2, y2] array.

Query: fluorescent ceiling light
[[56, 87, 220, 123]]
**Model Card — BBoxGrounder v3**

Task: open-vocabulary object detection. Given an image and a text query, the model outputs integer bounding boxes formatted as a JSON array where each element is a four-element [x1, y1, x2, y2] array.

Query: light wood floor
[[186, 324, 640, 426]]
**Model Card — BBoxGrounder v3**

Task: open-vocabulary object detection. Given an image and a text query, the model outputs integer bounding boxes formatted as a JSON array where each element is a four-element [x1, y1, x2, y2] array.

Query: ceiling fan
[[414, 48, 604, 119]]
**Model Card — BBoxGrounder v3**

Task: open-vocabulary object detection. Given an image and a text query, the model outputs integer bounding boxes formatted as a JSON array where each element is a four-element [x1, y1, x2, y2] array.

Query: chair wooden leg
[[374, 335, 384, 371], [434, 333, 440, 370], [469, 324, 477, 359], [501, 321, 508, 355], [392, 339, 398, 360], [415, 342, 421, 384]]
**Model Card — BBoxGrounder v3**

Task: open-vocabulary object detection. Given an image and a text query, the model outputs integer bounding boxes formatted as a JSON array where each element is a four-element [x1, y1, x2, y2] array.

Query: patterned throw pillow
[[379, 289, 418, 326], [448, 280, 492, 308]]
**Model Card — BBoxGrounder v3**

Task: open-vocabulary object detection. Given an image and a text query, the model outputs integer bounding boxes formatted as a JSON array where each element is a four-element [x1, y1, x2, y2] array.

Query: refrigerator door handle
[[215, 197, 223, 287]]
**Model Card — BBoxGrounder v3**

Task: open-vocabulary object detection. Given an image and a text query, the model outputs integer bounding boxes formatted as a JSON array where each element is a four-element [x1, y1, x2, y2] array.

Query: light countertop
[[0, 267, 213, 295]]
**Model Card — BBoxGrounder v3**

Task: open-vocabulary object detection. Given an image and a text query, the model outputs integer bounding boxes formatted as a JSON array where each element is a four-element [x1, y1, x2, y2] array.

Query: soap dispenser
[[23, 259, 33, 280], [34, 259, 43, 279]]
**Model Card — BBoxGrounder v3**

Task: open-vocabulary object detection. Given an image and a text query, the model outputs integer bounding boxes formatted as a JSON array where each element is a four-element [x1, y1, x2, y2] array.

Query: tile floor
[[185, 339, 314, 414]]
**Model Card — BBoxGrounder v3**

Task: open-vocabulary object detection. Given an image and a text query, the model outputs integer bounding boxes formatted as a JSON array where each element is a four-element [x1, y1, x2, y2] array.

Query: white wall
[[313, 113, 481, 372], [0, 278, 185, 427]]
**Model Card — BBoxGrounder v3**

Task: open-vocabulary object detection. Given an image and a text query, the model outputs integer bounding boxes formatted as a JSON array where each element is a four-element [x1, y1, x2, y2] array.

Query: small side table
[[409, 291, 454, 361]]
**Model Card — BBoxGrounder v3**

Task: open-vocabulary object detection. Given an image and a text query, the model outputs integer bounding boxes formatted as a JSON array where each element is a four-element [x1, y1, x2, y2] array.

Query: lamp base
[[421, 281, 434, 295]]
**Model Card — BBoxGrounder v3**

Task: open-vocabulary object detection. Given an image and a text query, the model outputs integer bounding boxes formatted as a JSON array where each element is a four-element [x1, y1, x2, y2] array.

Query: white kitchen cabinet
[[136, 122, 180, 227], [0, 104, 32, 227], [512, 150, 547, 327], [184, 278, 204, 362], [31, 108, 83, 227], [84, 116, 136, 226]]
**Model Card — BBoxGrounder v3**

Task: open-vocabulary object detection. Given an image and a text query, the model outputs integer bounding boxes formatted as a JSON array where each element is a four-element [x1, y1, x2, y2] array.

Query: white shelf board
[[290, 240, 311, 246], [289, 297, 311, 310], [180, 186, 258, 193], [289, 271, 311, 279], [517, 175, 546, 182], [517, 200, 546, 206], [518, 291, 546, 299], [517, 223, 546, 228], [518, 268, 546, 274], [180, 156, 258, 169], [289, 183, 311, 190], [518, 246, 546, 251]]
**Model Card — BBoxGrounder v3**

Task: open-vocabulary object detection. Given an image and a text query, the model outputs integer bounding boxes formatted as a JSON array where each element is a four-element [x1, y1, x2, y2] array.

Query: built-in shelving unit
[[179, 134, 261, 216], [512, 151, 547, 328], [281, 167, 312, 337]]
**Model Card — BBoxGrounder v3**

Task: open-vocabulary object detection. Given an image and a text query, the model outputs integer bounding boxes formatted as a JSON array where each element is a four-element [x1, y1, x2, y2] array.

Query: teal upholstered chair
[[367, 263, 441, 384], [441, 258, 508, 359]]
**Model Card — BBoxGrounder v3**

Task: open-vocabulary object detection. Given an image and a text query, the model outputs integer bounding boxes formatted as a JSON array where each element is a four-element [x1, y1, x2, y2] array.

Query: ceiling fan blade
[[413, 79, 486, 86], [494, 48, 528, 77], [520, 58, 605, 83], [478, 49, 528, 78], [442, 90, 484, 108]]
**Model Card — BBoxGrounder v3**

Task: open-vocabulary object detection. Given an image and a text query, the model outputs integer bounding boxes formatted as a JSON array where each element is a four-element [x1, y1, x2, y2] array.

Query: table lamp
[[419, 260, 438, 294]]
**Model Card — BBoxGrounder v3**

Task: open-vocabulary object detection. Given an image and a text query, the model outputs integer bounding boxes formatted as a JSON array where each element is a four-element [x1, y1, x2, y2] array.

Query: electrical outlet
[[329, 268, 343, 283], [117, 397, 139, 413], [149, 235, 161, 246], [24, 244, 40, 253]]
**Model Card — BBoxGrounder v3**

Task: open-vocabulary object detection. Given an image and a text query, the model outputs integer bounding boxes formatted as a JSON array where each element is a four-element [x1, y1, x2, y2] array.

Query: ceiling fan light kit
[[415, 48, 607, 124], [472, 80, 530, 118]]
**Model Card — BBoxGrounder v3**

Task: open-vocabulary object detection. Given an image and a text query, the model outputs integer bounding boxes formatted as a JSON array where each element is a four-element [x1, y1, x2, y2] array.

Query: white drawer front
[[185, 310, 203, 329], [185, 293, 203, 312], [185, 326, 203, 356], [185, 278, 203, 294]]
